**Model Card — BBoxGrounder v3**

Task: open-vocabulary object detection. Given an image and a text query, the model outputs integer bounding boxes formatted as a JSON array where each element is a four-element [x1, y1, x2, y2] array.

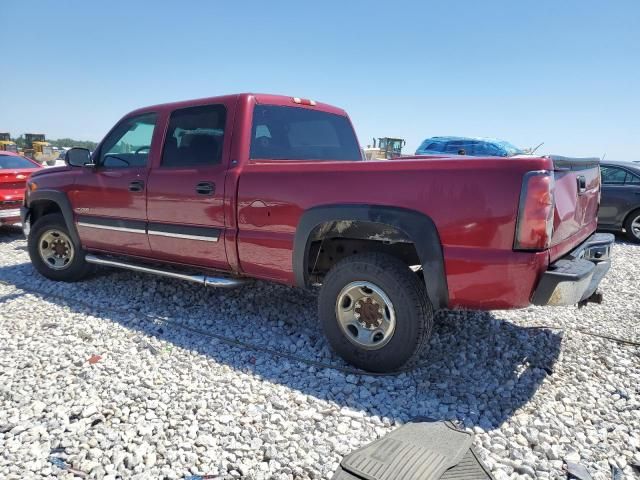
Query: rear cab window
[[250, 105, 361, 161]]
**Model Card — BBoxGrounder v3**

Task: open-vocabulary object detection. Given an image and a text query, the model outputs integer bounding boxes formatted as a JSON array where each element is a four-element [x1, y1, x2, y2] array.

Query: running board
[[85, 254, 247, 288]]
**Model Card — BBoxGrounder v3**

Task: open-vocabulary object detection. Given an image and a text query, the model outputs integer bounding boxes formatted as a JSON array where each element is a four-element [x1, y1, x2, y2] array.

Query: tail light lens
[[292, 97, 317, 106], [514, 170, 554, 250]]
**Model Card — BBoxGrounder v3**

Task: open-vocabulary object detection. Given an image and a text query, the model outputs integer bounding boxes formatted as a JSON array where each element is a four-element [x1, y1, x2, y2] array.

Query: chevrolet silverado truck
[[20, 93, 614, 372]]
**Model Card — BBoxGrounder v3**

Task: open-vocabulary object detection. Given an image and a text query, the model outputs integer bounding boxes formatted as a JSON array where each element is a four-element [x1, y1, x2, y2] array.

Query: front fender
[[27, 189, 80, 245]]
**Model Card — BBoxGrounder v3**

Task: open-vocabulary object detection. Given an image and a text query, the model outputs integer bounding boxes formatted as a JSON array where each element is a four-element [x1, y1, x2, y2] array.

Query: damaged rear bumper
[[531, 232, 614, 306]]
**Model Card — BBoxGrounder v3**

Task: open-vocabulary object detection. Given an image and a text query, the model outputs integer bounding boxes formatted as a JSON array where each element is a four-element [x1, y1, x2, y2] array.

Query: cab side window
[[99, 113, 157, 168], [161, 105, 227, 168], [601, 166, 627, 185], [627, 172, 640, 184]]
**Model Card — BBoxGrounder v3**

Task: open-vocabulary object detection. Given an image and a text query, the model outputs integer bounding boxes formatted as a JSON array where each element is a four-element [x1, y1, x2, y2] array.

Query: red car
[[1, 151, 42, 226], [20, 93, 613, 372]]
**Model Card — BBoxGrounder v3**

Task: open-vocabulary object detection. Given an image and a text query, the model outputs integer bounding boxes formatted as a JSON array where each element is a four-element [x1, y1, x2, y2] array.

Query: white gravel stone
[[0, 225, 639, 479]]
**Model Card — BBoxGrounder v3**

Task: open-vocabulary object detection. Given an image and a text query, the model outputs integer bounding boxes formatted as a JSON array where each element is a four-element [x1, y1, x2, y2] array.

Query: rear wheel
[[624, 209, 640, 243], [318, 253, 433, 373], [28, 213, 92, 281]]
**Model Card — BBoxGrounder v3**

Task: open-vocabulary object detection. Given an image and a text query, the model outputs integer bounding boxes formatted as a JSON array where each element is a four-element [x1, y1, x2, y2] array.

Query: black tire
[[318, 253, 434, 373], [624, 209, 640, 243], [28, 213, 92, 282]]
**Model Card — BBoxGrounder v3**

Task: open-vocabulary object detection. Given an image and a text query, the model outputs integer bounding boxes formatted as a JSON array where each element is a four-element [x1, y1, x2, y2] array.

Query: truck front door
[[71, 112, 159, 257], [146, 102, 234, 271]]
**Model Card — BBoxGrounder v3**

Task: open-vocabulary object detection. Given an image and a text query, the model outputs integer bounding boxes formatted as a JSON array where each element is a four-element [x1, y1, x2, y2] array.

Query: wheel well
[[30, 200, 62, 224], [306, 221, 421, 283], [624, 207, 640, 228]]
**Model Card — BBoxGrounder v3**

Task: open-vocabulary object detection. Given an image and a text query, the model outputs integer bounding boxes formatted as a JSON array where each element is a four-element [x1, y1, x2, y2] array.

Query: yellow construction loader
[[363, 137, 406, 160], [23, 133, 57, 165], [0, 133, 17, 152]]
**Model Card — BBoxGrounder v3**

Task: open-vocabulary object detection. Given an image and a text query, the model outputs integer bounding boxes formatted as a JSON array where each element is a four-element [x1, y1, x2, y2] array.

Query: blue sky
[[2, 0, 639, 160]]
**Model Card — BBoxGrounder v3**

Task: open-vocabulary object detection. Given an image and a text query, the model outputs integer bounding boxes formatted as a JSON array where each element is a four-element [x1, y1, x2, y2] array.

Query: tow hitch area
[[578, 290, 604, 308], [532, 233, 614, 307]]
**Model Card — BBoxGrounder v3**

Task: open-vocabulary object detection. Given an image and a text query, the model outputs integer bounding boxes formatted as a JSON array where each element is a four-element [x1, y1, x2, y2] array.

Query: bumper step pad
[[332, 420, 493, 480]]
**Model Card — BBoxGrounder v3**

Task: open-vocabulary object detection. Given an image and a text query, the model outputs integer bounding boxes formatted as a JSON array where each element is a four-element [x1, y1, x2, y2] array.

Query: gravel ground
[[0, 225, 638, 480]]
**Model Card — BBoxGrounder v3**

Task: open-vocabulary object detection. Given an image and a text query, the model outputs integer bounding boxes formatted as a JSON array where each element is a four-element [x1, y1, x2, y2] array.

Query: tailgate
[[549, 156, 601, 259]]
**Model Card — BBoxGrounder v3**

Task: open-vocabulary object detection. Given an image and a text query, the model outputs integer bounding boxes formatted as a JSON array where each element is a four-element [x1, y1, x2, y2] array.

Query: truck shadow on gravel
[[0, 262, 563, 432], [611, 232, 640, 246], [0, 225, 24, 242]]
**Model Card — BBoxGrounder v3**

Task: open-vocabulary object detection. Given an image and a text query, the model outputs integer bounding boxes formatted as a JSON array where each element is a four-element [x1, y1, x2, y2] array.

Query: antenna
[[601, 152, 607, 161], [530, 142, 544, 154]]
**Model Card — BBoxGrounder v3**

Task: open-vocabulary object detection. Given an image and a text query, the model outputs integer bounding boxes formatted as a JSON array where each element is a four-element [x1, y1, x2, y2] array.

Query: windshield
[[0, 154, 37, 169], [498, 141, 524, 156]]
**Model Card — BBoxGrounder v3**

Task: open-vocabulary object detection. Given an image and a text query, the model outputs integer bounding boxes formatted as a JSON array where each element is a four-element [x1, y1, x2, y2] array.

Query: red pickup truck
[[20, 93, 614, 372]]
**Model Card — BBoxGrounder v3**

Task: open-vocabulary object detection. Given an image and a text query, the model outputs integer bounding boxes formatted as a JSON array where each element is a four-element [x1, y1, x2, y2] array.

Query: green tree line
[[11, 135, 98, 150]]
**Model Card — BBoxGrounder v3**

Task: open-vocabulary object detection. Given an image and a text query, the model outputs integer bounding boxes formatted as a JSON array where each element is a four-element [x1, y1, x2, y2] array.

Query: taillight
[[514, 170, 554, 250]]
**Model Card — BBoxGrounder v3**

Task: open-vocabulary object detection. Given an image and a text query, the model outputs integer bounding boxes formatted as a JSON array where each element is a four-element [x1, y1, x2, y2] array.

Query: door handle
[[129, 180, 144, 192], [196, 181, 215, 195]]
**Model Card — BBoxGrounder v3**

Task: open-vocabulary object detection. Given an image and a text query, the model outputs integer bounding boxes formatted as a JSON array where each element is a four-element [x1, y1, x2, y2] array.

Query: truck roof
[[128, 93, 348, 117]]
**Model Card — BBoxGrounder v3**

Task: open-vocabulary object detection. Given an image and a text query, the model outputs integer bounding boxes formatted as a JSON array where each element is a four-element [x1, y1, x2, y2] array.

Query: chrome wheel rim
[[335, 281, 396, 350], [38, 229, 74, 270], [632, 216, 640, 239]]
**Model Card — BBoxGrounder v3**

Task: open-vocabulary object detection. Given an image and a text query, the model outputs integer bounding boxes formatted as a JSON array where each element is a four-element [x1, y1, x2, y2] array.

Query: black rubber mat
[[333, 420, 491, 480], [331, 468, 363, 480], [440, 448, 494, 480]]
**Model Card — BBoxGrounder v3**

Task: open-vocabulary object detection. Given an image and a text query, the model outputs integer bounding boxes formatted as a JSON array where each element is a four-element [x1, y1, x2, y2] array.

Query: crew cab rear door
[[146, 100, 236, 270]]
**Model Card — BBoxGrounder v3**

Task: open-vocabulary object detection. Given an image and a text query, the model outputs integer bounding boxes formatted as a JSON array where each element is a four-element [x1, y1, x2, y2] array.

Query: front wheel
[[28, 213, 92, 281], [624, 209, 640, 243], [318, 253, 434, 373]]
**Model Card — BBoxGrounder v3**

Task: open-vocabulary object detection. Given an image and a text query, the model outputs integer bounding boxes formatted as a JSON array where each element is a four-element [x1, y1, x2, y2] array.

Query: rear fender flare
[[293, 204, 449, 310]]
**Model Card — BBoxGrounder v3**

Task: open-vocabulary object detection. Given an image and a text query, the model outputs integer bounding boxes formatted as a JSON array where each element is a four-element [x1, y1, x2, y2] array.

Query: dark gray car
[[598, 161, 640, 242]]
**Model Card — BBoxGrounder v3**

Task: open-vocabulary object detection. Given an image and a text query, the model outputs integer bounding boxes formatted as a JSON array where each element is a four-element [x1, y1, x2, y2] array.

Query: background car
[[598, 161, 640, 242], [415, 136, 525, 157], [0, 151, 42, 227]]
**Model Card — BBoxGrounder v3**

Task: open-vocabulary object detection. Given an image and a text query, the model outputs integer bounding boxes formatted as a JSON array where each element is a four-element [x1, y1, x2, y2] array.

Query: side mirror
[[65, 147, 93, 167]]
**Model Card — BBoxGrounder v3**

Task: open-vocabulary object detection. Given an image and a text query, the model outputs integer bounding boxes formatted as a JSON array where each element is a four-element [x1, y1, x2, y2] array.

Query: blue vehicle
[[415, 136, 526, 157]]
